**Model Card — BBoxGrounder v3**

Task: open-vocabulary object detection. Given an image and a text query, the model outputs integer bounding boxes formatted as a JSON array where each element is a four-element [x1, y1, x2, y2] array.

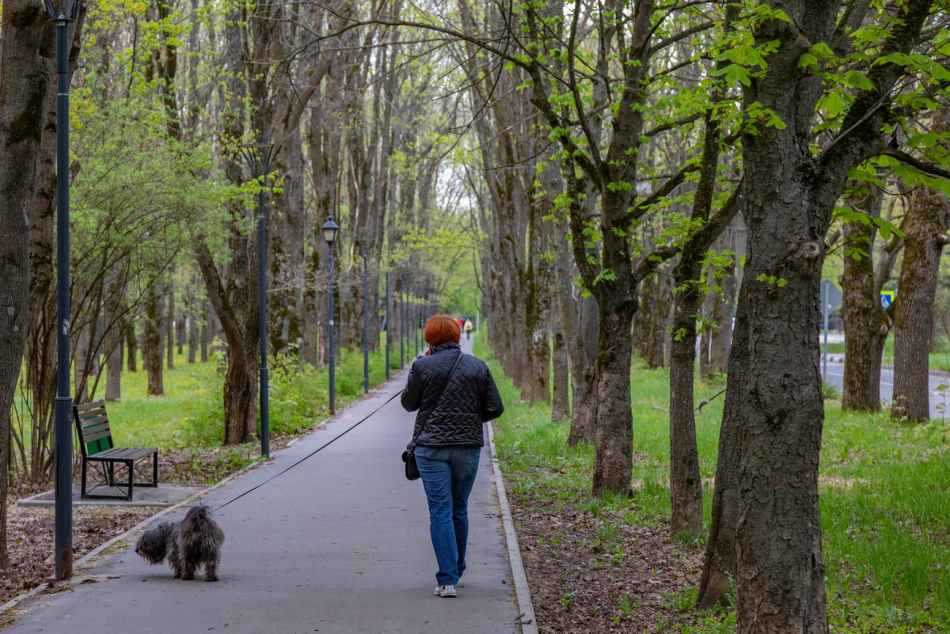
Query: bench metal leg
[[126, 460, 133, 501], [81, 458, 88, 499], [153, 451, 159, 487]]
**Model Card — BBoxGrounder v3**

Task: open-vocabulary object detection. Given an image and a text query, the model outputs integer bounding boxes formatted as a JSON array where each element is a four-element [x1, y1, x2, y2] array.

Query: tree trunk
[[523, 202, 552, 403], [73, 325, 89, 404], [549, 206, 598, 443], [635, 273, 671, 369], [891, 172, 950, 422], [840, 189, 893, 412], [707, 263, 736, 378], [176, 311, 185, 355], [195, 237, 259, 445], [591, 292, 636, 496], [697, 285, 748, 610], [126, 322, 138, 372], [551, 323, 570, 422], [106, 339, 122, 402], [144, 279, 165, 396], [188, 313, 198, 363], [166, 276, 175, 370], [668, 288, 703, 536], [200, 300, 210, 363], [0, 0, 57, 568]]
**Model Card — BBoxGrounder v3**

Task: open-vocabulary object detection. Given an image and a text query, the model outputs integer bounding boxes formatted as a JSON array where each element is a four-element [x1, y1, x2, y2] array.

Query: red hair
[[424, 314, 461, 346]]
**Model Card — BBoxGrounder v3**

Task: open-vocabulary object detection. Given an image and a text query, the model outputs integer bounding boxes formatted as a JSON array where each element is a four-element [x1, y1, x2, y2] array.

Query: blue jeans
[[414, 445, 481, 586]]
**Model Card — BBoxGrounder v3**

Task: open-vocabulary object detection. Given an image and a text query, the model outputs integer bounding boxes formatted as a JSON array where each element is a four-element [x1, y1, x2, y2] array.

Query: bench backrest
[[73, 400, 114, 457]]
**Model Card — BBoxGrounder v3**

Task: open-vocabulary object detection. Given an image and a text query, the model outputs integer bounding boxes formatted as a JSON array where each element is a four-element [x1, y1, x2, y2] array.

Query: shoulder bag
[[402, 351, 464, 481]]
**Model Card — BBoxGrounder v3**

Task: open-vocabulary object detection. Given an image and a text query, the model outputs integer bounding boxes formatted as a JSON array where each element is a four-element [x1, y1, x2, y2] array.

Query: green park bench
[[72, 400, 159, 501]]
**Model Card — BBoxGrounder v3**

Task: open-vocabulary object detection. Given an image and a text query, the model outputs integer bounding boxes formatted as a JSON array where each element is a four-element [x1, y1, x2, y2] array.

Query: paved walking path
[[7, 338, 521, 633]]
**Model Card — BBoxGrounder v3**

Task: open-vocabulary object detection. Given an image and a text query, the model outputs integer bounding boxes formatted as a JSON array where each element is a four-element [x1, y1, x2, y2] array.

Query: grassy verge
[[12, 340, 404, 487], [477, 338, 950, 632]]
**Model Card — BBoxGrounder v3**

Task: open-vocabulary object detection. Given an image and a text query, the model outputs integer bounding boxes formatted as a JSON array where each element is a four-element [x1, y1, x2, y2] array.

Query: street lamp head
[[238, 142, 280, 178], [44, 0, 82, 21], [322, 217, 340, 247]]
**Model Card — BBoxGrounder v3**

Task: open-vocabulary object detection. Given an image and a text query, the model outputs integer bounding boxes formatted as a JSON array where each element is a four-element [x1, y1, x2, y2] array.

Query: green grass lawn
[[13, 337, 406, 459], [478, 338, 950, 632]]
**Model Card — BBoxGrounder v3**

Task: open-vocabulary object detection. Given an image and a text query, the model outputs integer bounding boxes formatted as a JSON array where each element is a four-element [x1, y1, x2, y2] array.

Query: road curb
[[487, 422, 538, 634]]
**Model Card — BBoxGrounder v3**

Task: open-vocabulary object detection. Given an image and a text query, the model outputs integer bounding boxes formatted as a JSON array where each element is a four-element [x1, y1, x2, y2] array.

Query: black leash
[[213, 390, 403, 512]]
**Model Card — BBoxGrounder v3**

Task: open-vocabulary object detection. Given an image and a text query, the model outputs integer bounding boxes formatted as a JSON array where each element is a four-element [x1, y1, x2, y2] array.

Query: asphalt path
[[6, 336, 521, 634], [821, 361, 950, 419]]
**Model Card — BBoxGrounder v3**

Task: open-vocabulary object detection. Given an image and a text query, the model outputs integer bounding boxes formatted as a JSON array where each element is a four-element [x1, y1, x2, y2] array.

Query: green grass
[[476, 338, 950, 632], [13, 336, 406, 456]]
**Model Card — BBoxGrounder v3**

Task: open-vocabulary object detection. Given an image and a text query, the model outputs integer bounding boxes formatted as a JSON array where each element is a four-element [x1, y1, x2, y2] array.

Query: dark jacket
[[400, 342, 504, 447]]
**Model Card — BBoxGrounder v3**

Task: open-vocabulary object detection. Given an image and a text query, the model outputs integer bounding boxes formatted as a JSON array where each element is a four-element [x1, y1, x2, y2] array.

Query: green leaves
[[756, 274, 788, 288]]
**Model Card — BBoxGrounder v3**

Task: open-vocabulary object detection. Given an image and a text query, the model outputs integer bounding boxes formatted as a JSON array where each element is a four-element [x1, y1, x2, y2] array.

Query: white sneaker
[[439, 584, 457, 598], [434, 585, 443, 596]]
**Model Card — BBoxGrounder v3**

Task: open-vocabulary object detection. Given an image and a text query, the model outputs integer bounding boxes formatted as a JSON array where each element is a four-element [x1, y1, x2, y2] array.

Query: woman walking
[[401, 315, 505, 598]]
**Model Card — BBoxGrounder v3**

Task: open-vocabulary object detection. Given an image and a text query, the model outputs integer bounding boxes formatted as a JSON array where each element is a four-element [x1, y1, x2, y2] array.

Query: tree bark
[[188, 313, 198, 363], [551, 322, 570, 422], [126, 322, 138, 372], [144, 278, 165, 396], [200, 301, 211, 363], [106, 339, 122, 402], [523, 199, 552, 403], [0, 0, 57, 568], [591, 287, 636, 496], [707, 264, 736, 378], [840, 188, 894, 412], [166, 275, 175, 370], [891, 163, 950, 421]]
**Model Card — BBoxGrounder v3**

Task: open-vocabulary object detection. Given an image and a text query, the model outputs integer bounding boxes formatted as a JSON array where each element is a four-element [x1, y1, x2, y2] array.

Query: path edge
[[0, 450, 274, 614], [487, 422, 538, 634], [2, 370, 414, 615]]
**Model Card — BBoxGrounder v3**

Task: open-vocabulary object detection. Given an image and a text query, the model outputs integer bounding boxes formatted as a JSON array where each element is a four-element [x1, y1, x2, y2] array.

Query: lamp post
[[385, 272, 390, 380], [322, 218, 340, 413], [239, 143, 279, 458], [415, 292, 420, 357], [400, 286, 405, 368], [359, 243, 369, 394], [45, 0, 82, 582]]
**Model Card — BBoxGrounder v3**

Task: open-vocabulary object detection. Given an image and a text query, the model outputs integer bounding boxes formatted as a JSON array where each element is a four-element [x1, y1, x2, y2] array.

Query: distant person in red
[[457, 317, 463, 328]]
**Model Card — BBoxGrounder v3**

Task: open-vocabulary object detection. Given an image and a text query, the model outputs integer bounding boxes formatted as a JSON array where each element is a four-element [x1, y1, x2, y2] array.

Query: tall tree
[[698, 3, 939, 631], [891, 107, 950, 422]]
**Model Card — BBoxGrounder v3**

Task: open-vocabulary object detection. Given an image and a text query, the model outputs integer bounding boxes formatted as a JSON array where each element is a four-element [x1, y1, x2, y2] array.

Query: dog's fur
[[135, 504, 225, 581]]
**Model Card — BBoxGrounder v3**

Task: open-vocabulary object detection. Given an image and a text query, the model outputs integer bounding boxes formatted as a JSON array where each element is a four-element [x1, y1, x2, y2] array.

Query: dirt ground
[[509, 493, 711, 633], [0, 503, 158, 606]]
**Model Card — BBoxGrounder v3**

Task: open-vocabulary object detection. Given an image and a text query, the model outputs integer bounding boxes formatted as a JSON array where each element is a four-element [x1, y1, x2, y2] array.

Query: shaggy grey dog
[[135, 504, 225, 581]]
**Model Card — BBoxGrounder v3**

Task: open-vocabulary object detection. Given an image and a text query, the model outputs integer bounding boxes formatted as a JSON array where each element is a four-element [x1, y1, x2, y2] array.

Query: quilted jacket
[[400, 342, 504, 447]]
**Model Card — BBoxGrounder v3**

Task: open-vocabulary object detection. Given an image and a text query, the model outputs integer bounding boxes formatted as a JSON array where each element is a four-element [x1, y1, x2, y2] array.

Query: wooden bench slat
[[77, 408, 107, 420], [90, 447, 156, 460], [75, 400, 106, 413], [80, 414, 109, 428], [82, 428, 114, 443]]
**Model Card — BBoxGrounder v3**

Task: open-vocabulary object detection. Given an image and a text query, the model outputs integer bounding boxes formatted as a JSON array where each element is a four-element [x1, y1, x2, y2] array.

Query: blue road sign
[[881, 290, 895, 310]]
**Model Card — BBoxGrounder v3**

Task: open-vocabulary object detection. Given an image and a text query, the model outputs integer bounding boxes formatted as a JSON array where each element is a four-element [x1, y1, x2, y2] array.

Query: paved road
[[821, 361, 950, 419], [7, 338, 520, 634]]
